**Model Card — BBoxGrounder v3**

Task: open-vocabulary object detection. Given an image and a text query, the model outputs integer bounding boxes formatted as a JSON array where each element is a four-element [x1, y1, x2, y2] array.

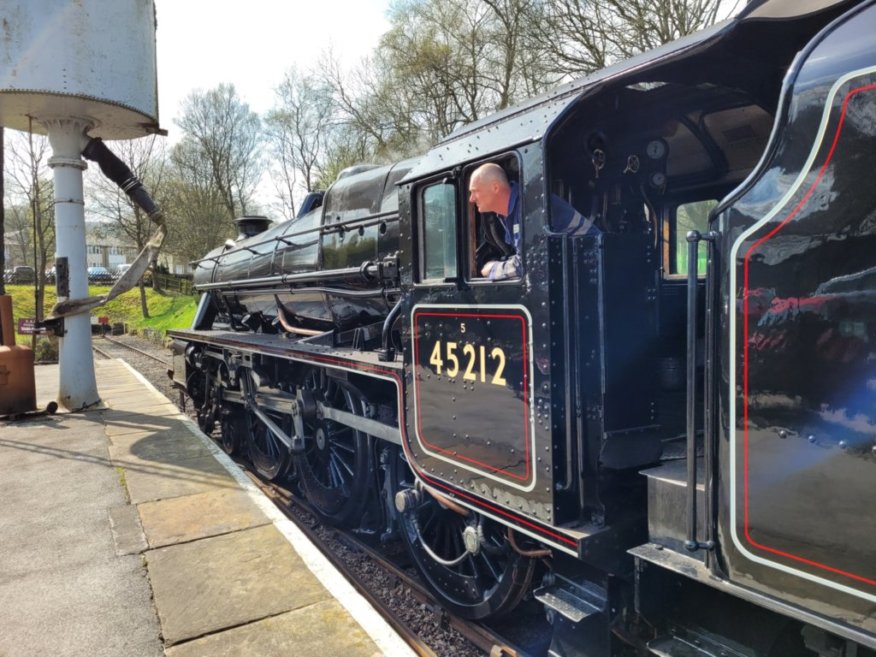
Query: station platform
[[0, 359, 416, 657]]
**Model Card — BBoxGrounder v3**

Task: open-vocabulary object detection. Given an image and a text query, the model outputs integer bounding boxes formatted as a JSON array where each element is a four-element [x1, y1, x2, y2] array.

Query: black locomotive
[[170, 1, 876, 654]]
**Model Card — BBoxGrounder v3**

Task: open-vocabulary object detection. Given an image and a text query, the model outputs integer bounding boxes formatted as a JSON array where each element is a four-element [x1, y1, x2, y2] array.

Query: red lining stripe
[[742, 82, 876, 588], [186, 337, 576, 548]]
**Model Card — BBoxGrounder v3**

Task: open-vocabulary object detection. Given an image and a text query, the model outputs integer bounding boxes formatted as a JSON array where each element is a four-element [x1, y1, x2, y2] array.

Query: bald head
[[469, 163, 512, 216]]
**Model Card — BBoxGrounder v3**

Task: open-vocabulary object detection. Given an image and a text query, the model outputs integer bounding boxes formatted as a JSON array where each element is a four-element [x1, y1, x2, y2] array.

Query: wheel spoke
[[328, 439, 356, 454], [421, 508, 439, 538], [478, 550, 501, 581], [394, 442, 535, 620], [331, 450, 356, 478], [328, 457, 343, 488]]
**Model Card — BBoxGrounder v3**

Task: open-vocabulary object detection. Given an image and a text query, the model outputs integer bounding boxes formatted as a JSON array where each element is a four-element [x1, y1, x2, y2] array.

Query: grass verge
[[3, 284, 198, 345]]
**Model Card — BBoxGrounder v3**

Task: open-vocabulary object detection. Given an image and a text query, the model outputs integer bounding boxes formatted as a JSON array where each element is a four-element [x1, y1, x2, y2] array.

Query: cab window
[[466, 156, 521, 281], [665, 199, 717, 278], [420, 181, 458, 281]]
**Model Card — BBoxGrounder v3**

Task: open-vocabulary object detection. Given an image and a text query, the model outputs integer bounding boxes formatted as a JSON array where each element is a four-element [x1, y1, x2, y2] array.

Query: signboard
[[17, 318, 48, 335]]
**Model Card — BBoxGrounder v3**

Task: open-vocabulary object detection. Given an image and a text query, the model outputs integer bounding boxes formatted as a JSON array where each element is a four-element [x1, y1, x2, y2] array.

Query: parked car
[[113, 263, 132, 280], [87, 266, 114, 285], [11, 266, 36, 284]]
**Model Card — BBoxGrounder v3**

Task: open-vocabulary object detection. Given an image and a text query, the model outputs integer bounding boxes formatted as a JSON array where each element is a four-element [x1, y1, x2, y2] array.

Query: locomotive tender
[[170, 1, 876, 654]]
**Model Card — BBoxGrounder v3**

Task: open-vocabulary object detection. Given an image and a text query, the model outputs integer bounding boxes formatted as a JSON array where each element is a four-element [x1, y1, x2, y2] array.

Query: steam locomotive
[[170, 1, 876, 654]]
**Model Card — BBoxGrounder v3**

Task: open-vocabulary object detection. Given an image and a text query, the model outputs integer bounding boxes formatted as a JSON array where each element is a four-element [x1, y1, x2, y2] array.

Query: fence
[[154, 272, 195, 296]]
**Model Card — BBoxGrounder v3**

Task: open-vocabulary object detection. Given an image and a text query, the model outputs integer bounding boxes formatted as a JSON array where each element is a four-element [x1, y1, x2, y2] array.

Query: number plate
[[410, 305, 535, 490]]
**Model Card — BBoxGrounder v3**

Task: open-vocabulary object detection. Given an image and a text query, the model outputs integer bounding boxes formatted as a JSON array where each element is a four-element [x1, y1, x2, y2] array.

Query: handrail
[[377, 298, 404, 362], [703, 229, 720, 569], [684, 230, 717, 553], [189, 210, 399, 267]]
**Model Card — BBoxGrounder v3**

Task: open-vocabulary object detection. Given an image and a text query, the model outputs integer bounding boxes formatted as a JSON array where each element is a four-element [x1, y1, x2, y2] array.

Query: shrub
[[33, 337, 59, 362]]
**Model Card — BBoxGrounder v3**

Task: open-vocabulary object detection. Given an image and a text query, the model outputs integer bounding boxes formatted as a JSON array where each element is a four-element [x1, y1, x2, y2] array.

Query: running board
[[648, 632, 746, 657], [534, 576, 605, 623]]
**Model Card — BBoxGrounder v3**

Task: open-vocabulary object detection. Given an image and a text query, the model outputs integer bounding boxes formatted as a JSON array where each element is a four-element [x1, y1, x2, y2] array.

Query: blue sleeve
[[550, 194, 597, 234]]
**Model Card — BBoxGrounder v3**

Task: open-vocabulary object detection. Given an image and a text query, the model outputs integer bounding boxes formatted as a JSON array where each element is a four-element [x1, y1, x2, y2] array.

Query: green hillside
[[3, 284, 197, 346]]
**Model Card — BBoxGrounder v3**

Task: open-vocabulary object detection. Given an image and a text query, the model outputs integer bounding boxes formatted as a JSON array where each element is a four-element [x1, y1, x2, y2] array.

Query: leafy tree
[[86, 135, 167, 317], [163, 138, 236, 264], [175, 84, 263, 221]]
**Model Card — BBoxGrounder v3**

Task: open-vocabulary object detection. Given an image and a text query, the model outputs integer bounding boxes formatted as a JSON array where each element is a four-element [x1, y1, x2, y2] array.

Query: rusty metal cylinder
[[0, 296, 37, 415], [0, 296, 14, 346]]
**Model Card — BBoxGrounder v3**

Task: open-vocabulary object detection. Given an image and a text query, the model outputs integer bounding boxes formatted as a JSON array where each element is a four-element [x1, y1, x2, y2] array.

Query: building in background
[[4, 222, 191, 276]]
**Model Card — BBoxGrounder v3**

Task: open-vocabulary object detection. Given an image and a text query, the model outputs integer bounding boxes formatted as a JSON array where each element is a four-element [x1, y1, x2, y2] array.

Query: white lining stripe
[[727, 66, 876, 603]]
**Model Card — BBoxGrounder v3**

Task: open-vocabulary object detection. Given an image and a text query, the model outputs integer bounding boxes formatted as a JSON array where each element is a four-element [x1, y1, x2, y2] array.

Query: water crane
[[0, 0, 163, 410]]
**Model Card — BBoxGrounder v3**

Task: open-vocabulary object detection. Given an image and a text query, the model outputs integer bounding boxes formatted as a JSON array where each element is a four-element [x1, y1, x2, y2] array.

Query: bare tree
[[1, 127, 5, 296], [4, 129, 55, 321], [324, 0, 557, 162], [176, 84, 263, 221], [271, 0, 732, 201], [4, 203, 33, 266], [318, 51, 411, 160], [312, 124, 376, 191], [86, 135, 167, 317], [265, 68, 335, 217], [533, 0, 725, 79]]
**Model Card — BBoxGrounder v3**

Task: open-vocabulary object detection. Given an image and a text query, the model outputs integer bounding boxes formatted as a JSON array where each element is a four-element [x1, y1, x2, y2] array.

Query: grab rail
[[684, 230, 718, 553]]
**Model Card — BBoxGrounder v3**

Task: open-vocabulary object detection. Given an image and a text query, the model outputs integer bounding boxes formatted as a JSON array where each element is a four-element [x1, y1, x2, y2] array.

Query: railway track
[[91, 334, 179, 404], [93, 335, 170, 365], [247, 473, 537, 657]]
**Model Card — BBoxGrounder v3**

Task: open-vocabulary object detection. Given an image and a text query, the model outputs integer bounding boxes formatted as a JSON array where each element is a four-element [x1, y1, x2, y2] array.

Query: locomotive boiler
[[171, 1, 876, 654]]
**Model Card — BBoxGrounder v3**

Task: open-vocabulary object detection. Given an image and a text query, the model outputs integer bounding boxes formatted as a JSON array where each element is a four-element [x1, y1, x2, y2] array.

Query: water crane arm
[[81, 137, 163, 221], [48, 137, 167, 319]]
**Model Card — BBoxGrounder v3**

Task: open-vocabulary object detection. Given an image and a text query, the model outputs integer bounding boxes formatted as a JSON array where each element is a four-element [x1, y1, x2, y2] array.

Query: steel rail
[[245, 472, 532, 657], [98, 335, 170, 365], [91, 344, 113, 360], [243, 473, 438, 657]]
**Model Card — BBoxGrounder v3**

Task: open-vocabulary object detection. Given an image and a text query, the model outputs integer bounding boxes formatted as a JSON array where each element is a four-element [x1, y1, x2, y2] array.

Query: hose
[[49, 136, 167, 319]]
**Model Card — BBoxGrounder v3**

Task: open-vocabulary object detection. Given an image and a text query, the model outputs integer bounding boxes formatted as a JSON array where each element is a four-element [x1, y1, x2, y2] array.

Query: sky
[[153, 0, 391, 137]]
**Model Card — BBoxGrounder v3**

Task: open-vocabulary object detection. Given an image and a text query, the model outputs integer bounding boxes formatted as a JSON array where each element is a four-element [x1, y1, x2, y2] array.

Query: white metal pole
[[43, 117, 100, 411]]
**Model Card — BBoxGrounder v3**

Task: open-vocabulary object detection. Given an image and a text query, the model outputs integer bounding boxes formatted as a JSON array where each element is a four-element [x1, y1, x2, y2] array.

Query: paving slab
[[13, 362, 414, 657], [0, 386, 163, 657], [108, 428, 214, 466], [100, 382, 159, 395], [122, 454, 237, 504], [102, 403, 183, 420], [138, 488, 269, 548], [104, 414, 182, 436], [0, 420, 108, 471], [101, 382, 168, 397], [0, 559, 163, 657], [165, 600, 381, 657], [108, 505, 149, 556], [103, 393, 171, 409], [147, 524, 330, 645]]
